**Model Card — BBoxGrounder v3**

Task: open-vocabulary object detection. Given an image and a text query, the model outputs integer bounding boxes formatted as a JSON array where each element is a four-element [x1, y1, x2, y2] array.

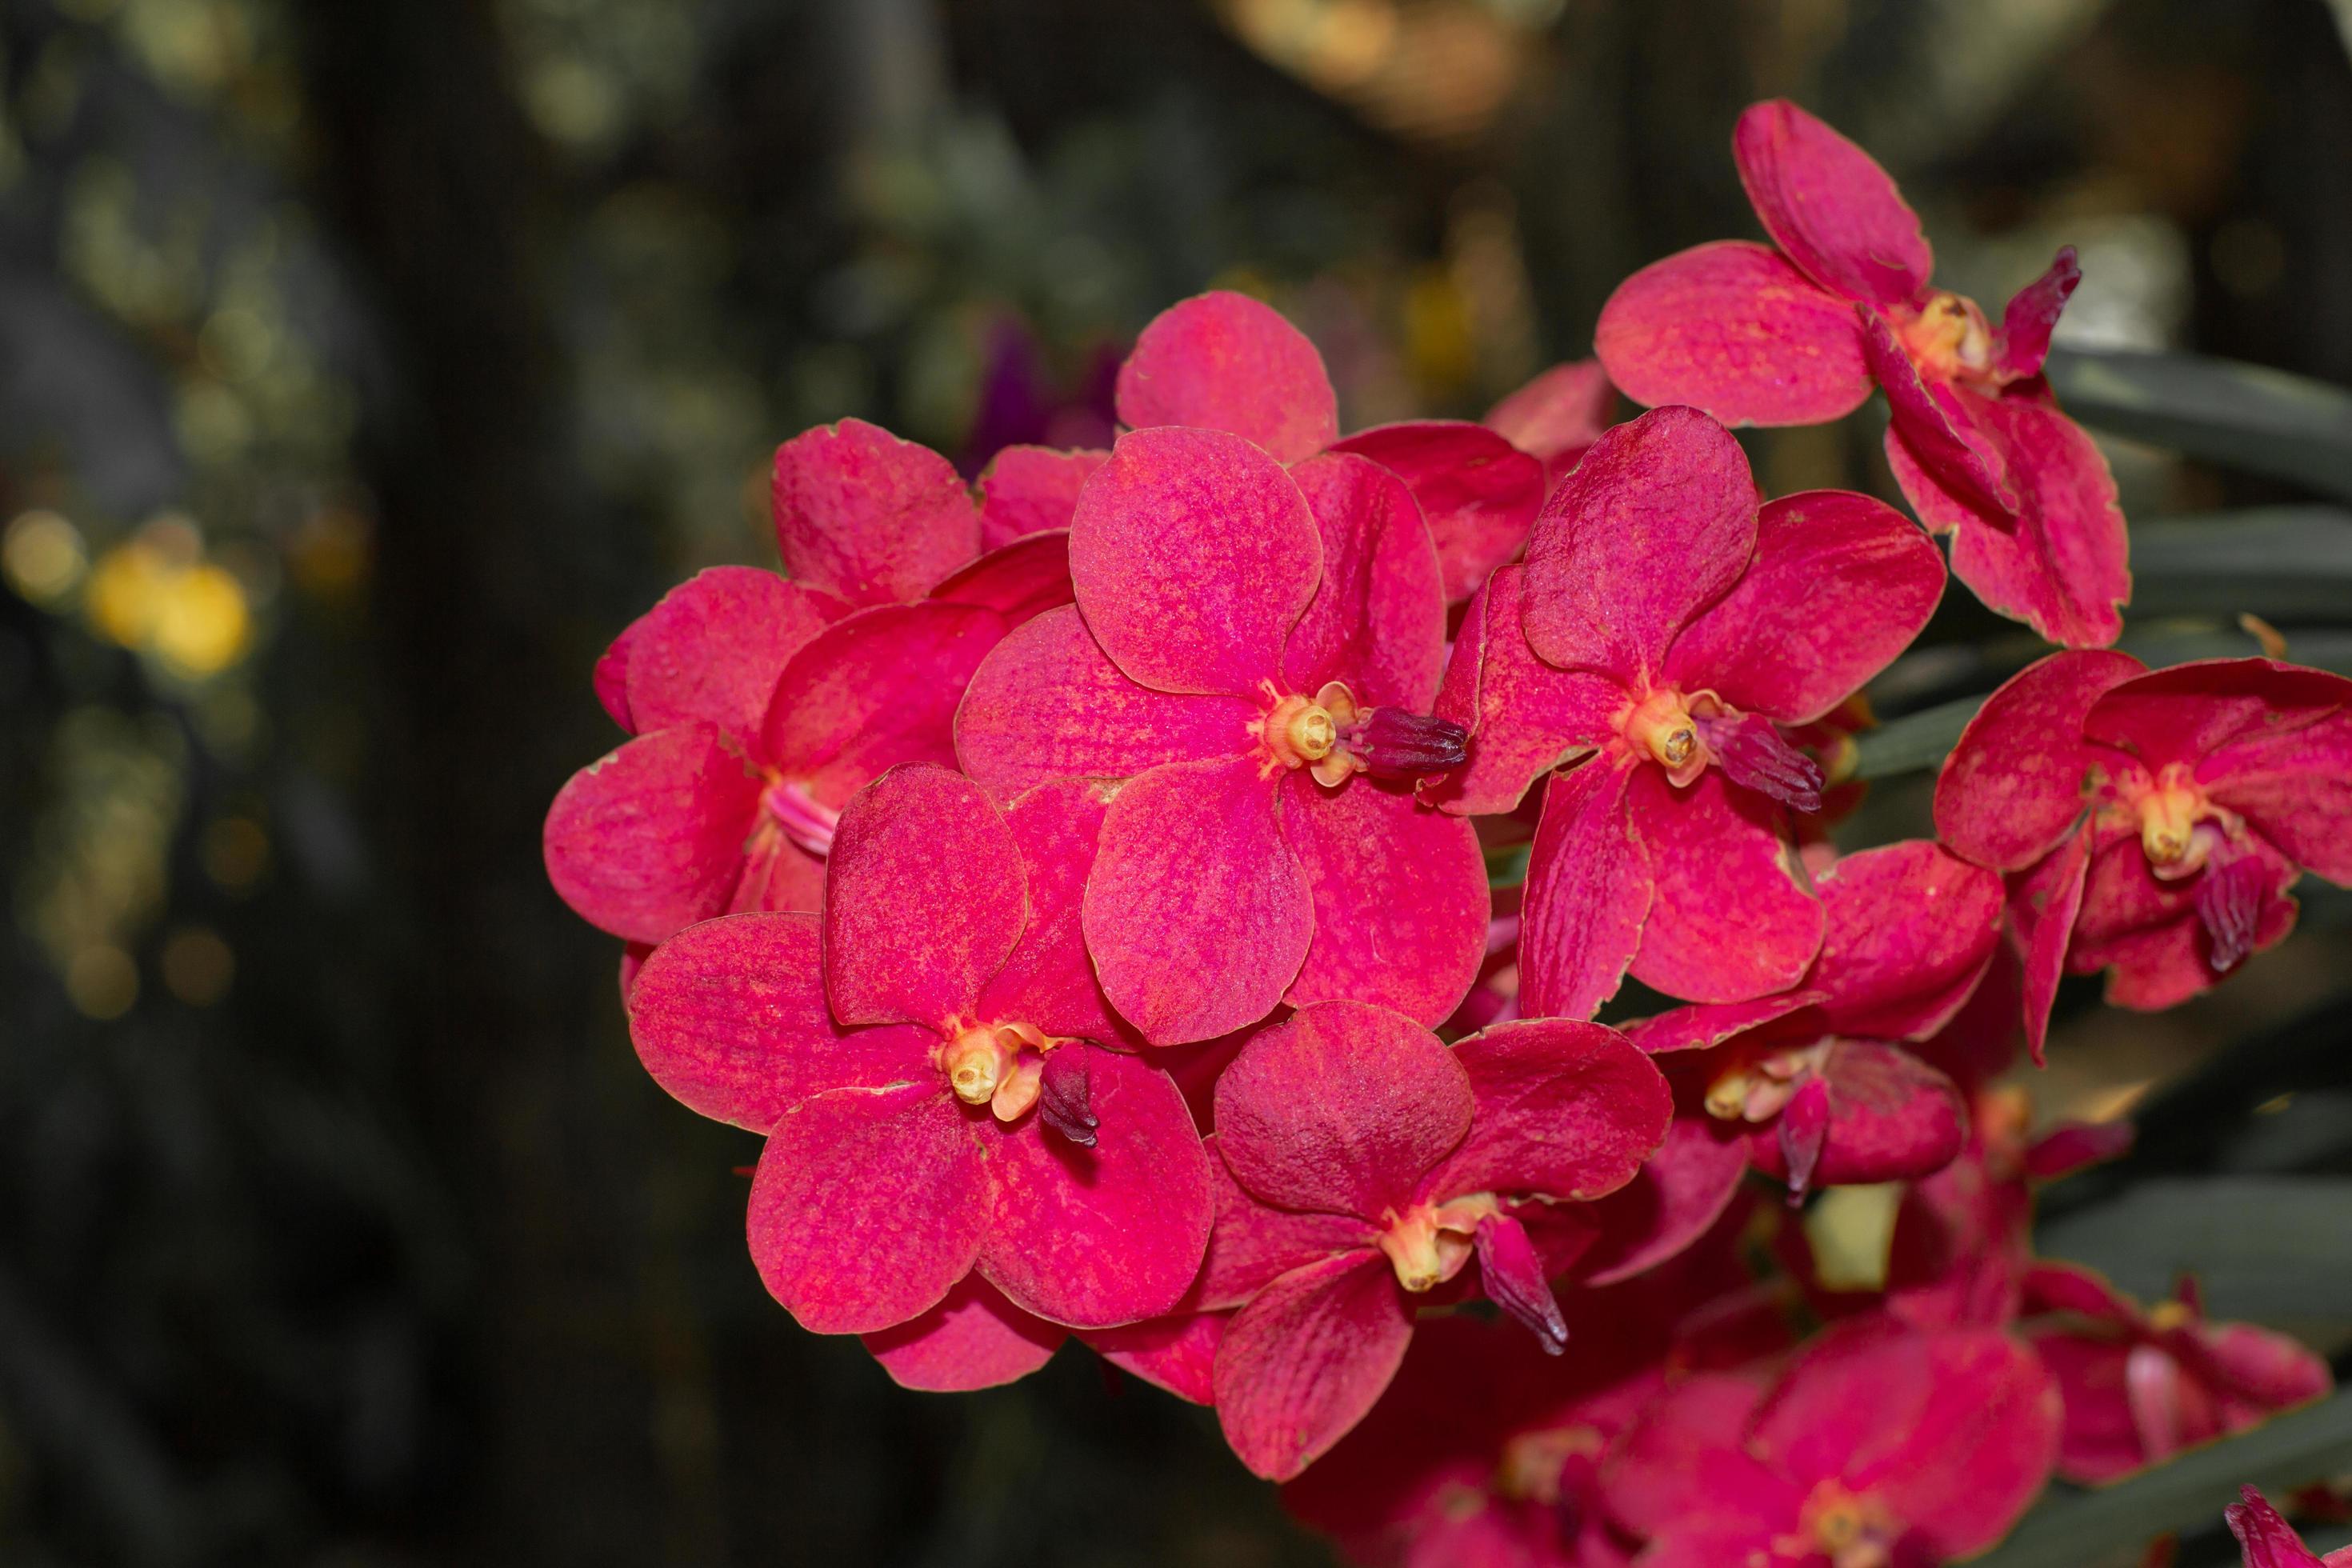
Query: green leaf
[[1851, 693, 1981, 781], [2045, 347, 2352, 502], [2130, 507, 2352, 620], [2033, 1176, 2352, 1322], [1974, 1390, 2352, 1568]]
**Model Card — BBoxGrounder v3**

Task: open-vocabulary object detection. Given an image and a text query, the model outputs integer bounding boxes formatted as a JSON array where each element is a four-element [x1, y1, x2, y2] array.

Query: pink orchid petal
[[1213, 1248, 1414, 1481], [860, 1274, 1066, 1391], [1604, 1372, 1794, 1542], [1198, 1143, 1382, 1308], [771, 418, 982, 606], [593, 618, 638, 730], [1215, 1000, 1473, 1220], [977, 1045, 1213, 1328], [1862, 308, 2017, 514], [1429, 1018, 1671, 1202], [1594, 240, 1873, 426], [1887, 386, 2131, 649], [759, 601, 1010, 807], [1934, 649, 2146, 871], [1084, 1310, 1226, 1405], [1084, 753, 1310, 1045], [543, 722, 763, 945], [747, 1082, 982, 1335], [978, 777, 1132, 1044], [1484, 358, 1614, 484], [1775, 1077, 1832, 1198], [627, 911, 934, 1131], [975, 444, 1106, 548], [1422, 565, 1622, 816], [2082, 891, 2298, 1011], [1626, 766, 1822, 1005], [2202, 708, 2352, 882], [1522, 406, 1759, 686], [1746, 1041, 1967, 1190], [2193, 1321, 2332, 1412], [2026, 1328, 2149, 1483], [2020, 1259, 2146, 1324], [1664, 489, 1943, 725], [2086, 658, 2352, 772], [1752, 1320, 2062, 1556], [1330, 421, 1546, 604], [728, 834, 828, 918], [1280, 776, 1489, 1025], [1809, 841, 2006, 1041], [1071, 425, 1322, 696], [1622, 992, 1825, 1056], [618, 566, 841, 740], [2227, 1488, 2339, 1568], [1998, 247, 2081, 378], [926, 530, 1073, 623], [2015, 831, 2090, 1062], [1518, 759, 1650, 1020], [2023, 1118, 2136, 1181], [953, 605, 1254, 797], [824, 764, 1026, 1030], [1732, 99, 1934, 307], [1282, 450, 1449, 706], [1578, 1103, 1752, 1286], [2126, 1341, 2189, 1463], [1471, 1213, 1568, 1354], [1114, 290, 1339, 464]]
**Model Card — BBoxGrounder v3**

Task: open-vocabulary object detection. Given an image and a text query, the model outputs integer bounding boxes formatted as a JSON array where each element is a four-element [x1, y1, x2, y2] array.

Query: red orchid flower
[[957, 426, 1490, 1044], [1870, 1085, 2132, 1332], [546, 419, 1090, 946], [1193, 1001, 1671, 1479], [1114, 288, 1610, 602], [856, 1274, 1227, 1402], [626, 765, 1212, 1339], [1626, 841, 1999, 1206], [2022, 1264, 2332, 1486], [1594, 99, 2129, 648], [2228, 1488, 2352, 1568], [1284, 1215, 1787, 1568], [1605, 1318, 2061, 1568], [1935, 652, 2352, 1060], [1429, 406, 1944, 1018]]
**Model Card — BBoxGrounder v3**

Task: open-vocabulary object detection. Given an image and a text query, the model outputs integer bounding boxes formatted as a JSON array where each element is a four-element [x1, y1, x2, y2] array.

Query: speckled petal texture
[[1114, 290, 1339, 464], [1278, 774, 1488, 1025], [1082, 753, 1307, 1046], [1595, 241, 1873, 426], [978, 1044, 1212, 1328], [771, 418, 982, 606], [1522, 406, 1759, 686], [1214, 1001, 1472, 1220], [1732, 99, 1934, 308], [824, 764, 1026, 1030], [1330, 421, 1546, 604], [1214, 1248, 1412, 1481], [860, 1275, 1066, 1392]]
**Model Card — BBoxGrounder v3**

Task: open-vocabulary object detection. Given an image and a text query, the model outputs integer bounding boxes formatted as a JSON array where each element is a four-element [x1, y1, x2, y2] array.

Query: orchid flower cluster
[[545, 102, 2351, 1566]]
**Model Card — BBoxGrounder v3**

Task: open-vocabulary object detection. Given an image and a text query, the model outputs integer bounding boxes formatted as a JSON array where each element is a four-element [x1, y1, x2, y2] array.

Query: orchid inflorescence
[[545, 102, 2350, 1566]]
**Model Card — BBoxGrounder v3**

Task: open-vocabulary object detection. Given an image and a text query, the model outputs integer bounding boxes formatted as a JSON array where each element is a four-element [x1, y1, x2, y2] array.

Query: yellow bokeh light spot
[[161, 926, 235, 1006], [66, 943, 140, 1021], [150, 562, 251, 677], [86, 539, 176, 647], [3, 510, 90, 606]]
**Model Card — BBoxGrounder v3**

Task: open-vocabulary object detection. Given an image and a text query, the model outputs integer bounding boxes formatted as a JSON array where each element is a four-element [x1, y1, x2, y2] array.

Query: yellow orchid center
[[1495, 1425, 1602, 1506], [1623, 687, 1702, 776], [1799, 1481, 1894, 1568], [1900, 291, 1994, 383], [1704, 1040, 1831, 1123], [939, 1022, 1058, 1125], [1376, 1194, 1496, 1292]]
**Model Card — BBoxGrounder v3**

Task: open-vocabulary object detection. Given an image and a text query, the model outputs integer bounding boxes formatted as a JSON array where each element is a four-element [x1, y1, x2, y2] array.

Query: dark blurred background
[[4, 2, 2350, 1564]]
